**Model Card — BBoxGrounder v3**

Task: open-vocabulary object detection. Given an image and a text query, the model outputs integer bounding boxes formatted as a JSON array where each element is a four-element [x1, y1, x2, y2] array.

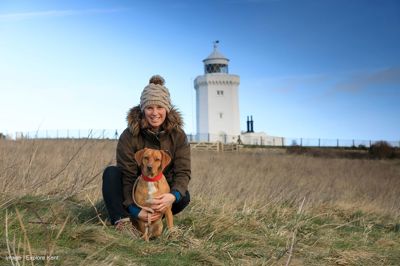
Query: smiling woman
[[143, 105, 167, 130], [101, 75, 191, 236]]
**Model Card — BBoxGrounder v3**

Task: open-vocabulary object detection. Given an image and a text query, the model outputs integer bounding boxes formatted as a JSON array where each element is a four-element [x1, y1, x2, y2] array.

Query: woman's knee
[[102, 166, 121, 181], [172, 191, 190, 215], [182, 191, 190, 205]]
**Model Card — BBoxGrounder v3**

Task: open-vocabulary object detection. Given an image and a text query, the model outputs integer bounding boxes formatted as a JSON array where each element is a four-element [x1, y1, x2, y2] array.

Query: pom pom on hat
[[140, 75, 172, 112], [149, 75, 165, 86]]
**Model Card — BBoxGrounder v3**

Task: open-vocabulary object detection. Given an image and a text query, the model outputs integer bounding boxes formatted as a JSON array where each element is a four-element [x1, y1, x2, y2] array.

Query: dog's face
[[134, 148, 171, 178]]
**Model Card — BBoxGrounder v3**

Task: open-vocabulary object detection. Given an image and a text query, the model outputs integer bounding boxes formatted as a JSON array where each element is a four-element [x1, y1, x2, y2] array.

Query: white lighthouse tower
[[194, 42, 240, 143]]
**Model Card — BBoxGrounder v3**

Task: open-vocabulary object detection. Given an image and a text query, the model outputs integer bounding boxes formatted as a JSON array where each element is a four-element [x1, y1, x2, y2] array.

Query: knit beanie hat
[[140, 75, 172, 113]]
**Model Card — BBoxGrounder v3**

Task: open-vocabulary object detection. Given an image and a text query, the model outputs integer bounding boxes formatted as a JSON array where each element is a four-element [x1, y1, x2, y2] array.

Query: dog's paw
[[162, 226, 182, 239], [115, 218, 141, 239]]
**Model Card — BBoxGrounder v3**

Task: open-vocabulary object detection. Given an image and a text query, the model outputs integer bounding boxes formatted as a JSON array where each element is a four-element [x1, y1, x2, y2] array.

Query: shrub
[[369, 141, 395, 159], [286, 145, 307, 155], [358, 144, 367, 150]]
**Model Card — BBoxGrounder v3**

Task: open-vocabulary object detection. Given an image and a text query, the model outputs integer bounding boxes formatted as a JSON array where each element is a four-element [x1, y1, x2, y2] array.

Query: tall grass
[[0, 139, 399, 265], [1, 139, 399, 216], [190, 150, 400, 217], [0, 139, 114, 202]]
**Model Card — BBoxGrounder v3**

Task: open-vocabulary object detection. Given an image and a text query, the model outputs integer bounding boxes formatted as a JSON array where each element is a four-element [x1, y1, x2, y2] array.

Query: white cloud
[[332, 67, 400, 93], [245, 73, 329, 94], [0, 8, 128, 21]]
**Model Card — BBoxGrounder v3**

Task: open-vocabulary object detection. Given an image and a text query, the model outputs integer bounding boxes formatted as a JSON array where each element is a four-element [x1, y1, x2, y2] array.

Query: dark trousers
[[102, 166, 190, 225]]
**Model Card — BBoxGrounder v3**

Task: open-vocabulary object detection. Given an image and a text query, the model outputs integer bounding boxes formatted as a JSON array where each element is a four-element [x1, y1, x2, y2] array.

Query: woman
[[102, 75, 191, 233]]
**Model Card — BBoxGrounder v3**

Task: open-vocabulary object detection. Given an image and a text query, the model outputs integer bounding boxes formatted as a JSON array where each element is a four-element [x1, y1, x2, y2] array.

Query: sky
[[0, 0, 399, 141]]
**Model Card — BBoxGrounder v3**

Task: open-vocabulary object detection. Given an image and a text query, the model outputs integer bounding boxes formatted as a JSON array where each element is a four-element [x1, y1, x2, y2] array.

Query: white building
[[194, 42, 283, 145], [240, 116, 284, 146], [194, 42, 240, 143]]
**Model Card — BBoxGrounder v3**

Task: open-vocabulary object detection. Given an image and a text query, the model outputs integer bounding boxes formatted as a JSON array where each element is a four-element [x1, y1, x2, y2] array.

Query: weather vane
[[213, 40, 219, 49]]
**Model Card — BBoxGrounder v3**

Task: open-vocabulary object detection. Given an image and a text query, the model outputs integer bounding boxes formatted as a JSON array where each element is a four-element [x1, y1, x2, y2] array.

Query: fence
[[284, 137, 400, 148], [12, 129, 121, 140], [187, 133, 400, 148], [187, 133, 239, 143], [190, 142, 240, 152], [3, 129, 400, 148]]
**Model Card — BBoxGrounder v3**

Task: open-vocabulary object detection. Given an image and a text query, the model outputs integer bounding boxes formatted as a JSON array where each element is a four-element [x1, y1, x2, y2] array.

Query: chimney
[[250, 116, 254, 133], [246, 116, 250, 133]]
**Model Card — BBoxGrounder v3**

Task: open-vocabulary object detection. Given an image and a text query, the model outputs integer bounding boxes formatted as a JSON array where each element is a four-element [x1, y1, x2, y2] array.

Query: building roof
[[203, 43, 229, 65]]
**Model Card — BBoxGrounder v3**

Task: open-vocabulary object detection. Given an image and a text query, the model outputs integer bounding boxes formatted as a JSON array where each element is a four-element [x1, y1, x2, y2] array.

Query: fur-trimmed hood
[[126, 105, 184, 136]]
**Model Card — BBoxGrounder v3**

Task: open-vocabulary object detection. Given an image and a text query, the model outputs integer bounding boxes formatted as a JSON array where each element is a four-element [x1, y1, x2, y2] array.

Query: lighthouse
[[194, 41, 240, 143]]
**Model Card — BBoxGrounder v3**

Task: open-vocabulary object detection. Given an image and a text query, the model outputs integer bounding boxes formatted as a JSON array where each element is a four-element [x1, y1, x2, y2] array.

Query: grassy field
[[0, 139, 399, 265]]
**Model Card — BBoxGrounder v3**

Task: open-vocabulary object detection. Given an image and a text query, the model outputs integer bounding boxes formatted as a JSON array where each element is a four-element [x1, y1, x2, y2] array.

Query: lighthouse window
[[219, 112, 223, 119], [205, 64, 229, 74], [217, 90, 224, 96]]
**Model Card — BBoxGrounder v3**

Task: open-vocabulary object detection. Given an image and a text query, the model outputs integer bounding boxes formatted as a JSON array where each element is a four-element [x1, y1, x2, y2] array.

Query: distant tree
[[369, 141, 395, 159], [358, 144, 367, 150]]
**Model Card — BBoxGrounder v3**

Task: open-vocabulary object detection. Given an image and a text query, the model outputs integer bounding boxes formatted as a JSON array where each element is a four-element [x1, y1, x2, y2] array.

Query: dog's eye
[[155, 158, 161, 161], [144, 156, 149, 160]]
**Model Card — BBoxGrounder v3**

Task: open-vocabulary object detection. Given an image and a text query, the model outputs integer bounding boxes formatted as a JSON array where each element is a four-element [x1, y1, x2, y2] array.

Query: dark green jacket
[[117, 105, 191, 208]]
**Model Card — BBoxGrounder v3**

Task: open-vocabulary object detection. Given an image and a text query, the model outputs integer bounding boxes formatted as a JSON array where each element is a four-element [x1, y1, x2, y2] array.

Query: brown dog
[[132, 148, 173, 241]]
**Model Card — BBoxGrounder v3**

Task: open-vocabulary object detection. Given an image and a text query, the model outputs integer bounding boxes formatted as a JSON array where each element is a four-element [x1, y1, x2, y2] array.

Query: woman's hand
[[138, 207, 161, 222], [151, 193, 175, 212]]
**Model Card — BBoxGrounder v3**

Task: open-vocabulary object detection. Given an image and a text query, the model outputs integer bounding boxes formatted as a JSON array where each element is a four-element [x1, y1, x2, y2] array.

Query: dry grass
[[0, 139, 114, 202], [1, 139, 399, 216], [191, 150, 400, 217], [0, 139, 399, 265]]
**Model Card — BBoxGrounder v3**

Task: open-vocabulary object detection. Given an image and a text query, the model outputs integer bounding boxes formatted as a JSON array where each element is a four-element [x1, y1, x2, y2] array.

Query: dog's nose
[[147, 165, 152, 172]]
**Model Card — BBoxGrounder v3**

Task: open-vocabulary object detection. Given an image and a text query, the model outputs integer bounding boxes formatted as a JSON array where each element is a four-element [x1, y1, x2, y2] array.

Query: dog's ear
[[134, 148, 146, 166], [160, 150, 171, 171]]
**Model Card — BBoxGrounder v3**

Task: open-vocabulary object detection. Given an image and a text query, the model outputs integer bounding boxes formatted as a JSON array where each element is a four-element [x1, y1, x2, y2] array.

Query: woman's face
[[144, 105, 167, 130]]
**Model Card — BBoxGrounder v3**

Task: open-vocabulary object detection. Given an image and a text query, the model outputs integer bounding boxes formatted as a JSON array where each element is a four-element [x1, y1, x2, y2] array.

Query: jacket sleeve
[[170, 130, 191, 196], [116, 128, 139, 208]]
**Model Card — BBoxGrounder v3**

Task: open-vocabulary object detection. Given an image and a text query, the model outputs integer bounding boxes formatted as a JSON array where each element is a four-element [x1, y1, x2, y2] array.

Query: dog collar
[[141, 172, 163, 182]]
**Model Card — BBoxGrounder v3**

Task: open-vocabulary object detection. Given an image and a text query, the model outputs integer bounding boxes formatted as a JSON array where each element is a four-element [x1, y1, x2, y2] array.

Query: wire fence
[[3, 129, 399, 148], [283, 137, 400, 148], [12, 129, 121, 140], [187, 133, 400, 148]]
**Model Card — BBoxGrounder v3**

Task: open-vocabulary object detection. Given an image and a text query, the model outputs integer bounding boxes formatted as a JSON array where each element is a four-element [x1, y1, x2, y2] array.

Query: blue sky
[[0, 0, 399, 141]]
